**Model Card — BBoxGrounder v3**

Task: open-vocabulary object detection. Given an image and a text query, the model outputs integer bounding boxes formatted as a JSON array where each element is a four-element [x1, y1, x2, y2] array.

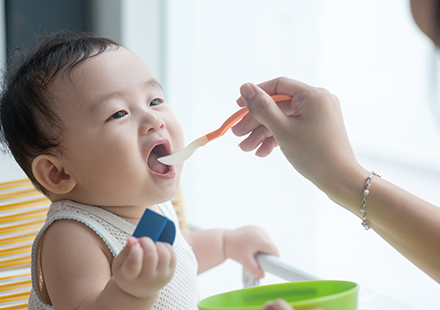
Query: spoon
[[158, 94, 292, 165]]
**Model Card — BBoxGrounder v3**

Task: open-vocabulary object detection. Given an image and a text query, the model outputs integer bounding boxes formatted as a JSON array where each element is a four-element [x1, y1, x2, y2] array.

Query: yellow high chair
[[0, 178, 190, 310], [0, 179, 46, 309]]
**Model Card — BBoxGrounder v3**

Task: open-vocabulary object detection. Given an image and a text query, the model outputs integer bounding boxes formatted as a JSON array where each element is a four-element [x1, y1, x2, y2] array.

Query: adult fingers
[[255, 137, 277, 158], [263, 299, 294, 310], [238, 125, 273, 152], [239, 83, 292, 137], [232, 112, 261, 137], [257, 76, 310, 102]]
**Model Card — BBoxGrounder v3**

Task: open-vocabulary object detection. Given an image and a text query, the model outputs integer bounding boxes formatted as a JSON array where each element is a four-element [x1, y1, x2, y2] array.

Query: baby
[[0, 32, 279, 310]]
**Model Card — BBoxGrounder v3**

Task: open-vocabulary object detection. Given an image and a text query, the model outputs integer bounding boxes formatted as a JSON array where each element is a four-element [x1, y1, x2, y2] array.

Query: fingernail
[[241, 83, 256, 100], [127, 236, 139, 246]]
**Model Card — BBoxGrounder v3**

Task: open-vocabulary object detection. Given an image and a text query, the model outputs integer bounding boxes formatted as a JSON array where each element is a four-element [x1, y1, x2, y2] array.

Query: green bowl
[[198, 280, 358, 310]]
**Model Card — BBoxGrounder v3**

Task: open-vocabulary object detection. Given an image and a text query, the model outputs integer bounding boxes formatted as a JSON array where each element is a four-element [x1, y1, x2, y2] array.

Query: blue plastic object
[[132, 209, 176, 245]]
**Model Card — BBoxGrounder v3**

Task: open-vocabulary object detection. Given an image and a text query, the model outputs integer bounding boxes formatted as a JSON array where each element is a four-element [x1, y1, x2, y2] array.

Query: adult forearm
[[235, 77, 440, 282], [332, 170, 440, 283]]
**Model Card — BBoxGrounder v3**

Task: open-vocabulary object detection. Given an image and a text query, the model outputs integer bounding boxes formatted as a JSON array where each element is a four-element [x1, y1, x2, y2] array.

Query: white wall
[[120, 0, 164, 84], [165, 1, 440, 309]]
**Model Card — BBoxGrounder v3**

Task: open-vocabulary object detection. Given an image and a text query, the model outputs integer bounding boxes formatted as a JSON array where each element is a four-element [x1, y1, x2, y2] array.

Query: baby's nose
[[141, 111, 164, 133]]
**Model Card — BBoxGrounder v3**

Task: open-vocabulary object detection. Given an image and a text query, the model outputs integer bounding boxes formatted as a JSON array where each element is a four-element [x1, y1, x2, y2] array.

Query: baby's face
[[50, 47, 184, 209]]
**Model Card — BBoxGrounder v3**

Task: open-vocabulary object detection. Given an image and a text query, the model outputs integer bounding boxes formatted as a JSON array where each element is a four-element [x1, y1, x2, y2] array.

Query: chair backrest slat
[[0, 179, 48, 308]]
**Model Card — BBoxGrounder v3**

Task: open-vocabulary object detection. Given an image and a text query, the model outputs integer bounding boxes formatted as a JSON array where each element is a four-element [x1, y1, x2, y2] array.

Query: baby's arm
[[41, 220, 175, 310], [184, 226, 279, 278]]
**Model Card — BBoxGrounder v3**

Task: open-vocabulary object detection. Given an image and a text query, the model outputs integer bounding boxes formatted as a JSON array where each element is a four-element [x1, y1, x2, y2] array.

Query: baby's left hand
[[224, 226, 279, 278]]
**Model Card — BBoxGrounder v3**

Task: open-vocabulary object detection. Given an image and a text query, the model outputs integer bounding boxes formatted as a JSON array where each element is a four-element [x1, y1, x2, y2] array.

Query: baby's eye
[[149, 98, 163, 107], [108, 110, 128, 120]]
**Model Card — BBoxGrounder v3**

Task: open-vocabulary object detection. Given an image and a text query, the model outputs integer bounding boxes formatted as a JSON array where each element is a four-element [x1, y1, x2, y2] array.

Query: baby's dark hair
[[0, 32, 120, 194]]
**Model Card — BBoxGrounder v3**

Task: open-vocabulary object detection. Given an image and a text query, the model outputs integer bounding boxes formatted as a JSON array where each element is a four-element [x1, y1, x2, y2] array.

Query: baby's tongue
[[148, 152, 168, 174]]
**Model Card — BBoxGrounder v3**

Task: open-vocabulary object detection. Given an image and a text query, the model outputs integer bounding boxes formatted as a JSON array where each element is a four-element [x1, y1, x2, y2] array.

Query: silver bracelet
[[361, 171, 381, 230]]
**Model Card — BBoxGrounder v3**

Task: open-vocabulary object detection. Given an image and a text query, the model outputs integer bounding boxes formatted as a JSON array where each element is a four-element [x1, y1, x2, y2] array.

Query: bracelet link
[[361, 171, 381, 230]]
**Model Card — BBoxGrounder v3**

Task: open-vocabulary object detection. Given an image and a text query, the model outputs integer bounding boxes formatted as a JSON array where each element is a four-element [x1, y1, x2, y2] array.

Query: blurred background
[[1, 0, 440, 308]]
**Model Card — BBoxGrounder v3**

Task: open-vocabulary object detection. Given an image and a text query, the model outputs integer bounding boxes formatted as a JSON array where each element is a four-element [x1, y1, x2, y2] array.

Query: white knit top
[[28, 200, 199, 310]]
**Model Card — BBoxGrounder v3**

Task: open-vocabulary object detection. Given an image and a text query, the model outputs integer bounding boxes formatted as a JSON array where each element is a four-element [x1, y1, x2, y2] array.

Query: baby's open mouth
[[147, 144, 171, 174]]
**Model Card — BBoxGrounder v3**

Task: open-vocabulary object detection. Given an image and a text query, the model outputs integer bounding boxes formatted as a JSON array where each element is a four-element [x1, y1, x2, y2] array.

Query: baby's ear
[[32, 154, 77, 195]]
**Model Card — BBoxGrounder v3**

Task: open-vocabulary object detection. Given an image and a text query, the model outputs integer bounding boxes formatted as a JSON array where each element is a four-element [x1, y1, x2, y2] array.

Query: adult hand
[[263, 299, 294, 310], [233, 77, 367, 203]]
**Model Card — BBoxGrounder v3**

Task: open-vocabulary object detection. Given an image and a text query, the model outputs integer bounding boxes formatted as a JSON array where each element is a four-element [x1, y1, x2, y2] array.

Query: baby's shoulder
[[38, 219, 114, 308], [42, 219, 113, 263]]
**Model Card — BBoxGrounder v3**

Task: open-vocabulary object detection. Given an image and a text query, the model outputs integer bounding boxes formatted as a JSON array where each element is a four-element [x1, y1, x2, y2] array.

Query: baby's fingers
[[155, 242, 176, 277], [244, 254, 265, 279], [138, 237, 159, 275], [120, 238, 144, 279], [113, 237, 140, 275]]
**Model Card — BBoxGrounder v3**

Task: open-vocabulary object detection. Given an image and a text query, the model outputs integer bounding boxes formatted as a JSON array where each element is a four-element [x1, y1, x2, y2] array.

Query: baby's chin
[[137, 180, 182, 206], [45, 167, 184, 208], [66, 183, 180, 209]]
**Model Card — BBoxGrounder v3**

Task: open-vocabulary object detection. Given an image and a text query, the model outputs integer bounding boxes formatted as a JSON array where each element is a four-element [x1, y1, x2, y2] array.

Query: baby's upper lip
[[147, 138, 171, 160]]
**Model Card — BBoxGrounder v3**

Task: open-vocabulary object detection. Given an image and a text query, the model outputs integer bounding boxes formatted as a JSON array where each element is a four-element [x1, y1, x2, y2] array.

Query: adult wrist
[[360, 171, 382, 230], [222, 229, 233, 260], [324, 164, 371, 215]]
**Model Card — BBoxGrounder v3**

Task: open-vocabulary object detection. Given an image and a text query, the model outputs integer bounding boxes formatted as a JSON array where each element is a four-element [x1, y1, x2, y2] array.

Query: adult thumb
[[240, 83, 288, 132]]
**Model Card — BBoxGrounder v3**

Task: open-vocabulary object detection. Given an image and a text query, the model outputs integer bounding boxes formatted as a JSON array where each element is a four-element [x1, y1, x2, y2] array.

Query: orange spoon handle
[[205, 94, 292, 142], [206, 107, 249, 141]]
